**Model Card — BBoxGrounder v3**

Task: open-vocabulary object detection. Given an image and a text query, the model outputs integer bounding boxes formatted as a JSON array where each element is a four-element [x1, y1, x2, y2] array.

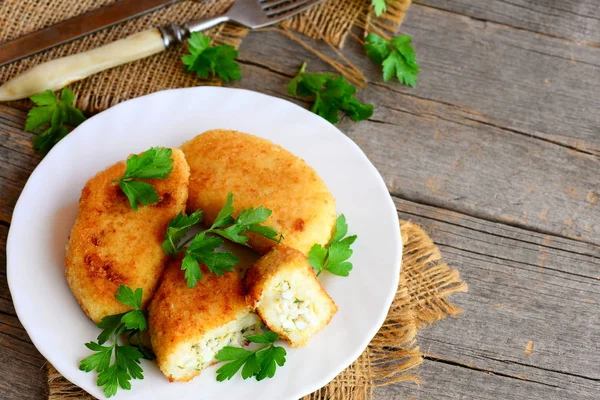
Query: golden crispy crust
[[245, 245, 338, 347], [64, 149, 189, 323], [148, 258, 250, 382], [180, 129, 336, 255]]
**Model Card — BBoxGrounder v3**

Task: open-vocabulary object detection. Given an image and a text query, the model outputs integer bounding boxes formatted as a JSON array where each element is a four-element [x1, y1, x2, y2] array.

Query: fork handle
[[0, 15, 231, 101]]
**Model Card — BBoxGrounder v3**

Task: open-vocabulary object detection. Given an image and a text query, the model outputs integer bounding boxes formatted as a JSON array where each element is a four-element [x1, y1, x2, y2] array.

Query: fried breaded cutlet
[[65, 148, 190, 323], [148, 258, 261, 382], [245, 245, 337, 348], [180, 129, 336, 256]]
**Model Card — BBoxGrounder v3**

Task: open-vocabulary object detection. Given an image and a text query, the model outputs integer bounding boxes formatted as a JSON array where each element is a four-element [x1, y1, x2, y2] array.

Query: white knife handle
[[0, 28, 165, 101]]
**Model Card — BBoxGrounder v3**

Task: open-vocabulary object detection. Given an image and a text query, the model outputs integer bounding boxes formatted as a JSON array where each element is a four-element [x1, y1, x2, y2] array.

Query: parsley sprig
[[24, 87, 86, 155], [182, 32, 241, 81], [215, 331, 287, 381], [308, 215, 357, 277], [80, 286, 153, 398], [365, 33, 419, 87], [371, 0, 390, 16], [114, 147, 174, 211], [287, 62, 373, 124], [162, 192, 280, 288]]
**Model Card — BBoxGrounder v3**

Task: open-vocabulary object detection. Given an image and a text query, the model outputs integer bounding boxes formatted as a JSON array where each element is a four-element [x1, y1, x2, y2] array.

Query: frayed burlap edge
[[47, 221, 467, 400], [0, 0, 411, 112]]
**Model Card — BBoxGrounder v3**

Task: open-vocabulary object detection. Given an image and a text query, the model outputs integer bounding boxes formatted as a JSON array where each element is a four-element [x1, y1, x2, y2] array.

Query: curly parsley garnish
[[79, 285, 153, 398], [308, 214, 357, 277], [162, 192, 280, 288], [215, 331, 287, 381]]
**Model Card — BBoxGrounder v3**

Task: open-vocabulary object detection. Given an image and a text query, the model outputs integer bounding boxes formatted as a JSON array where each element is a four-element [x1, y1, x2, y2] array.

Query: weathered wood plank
[[415, 0, 600, 44], [241, 6, 600, 155], [230, 55, 600, 245], [376, 358, 592, 400], [393, 196, 600, 392], [0, 104, 39, 223], [0, 223, 47, 399], [400, 4, 600, 155]]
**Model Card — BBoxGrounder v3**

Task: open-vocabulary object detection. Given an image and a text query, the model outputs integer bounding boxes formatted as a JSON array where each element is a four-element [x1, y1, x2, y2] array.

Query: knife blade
[[0, 0, 181, 67]]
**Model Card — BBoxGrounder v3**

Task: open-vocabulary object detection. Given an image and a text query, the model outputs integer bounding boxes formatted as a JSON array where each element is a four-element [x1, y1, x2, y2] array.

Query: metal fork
[[161, 0, 325, 46], [0, 0, 325, 101]]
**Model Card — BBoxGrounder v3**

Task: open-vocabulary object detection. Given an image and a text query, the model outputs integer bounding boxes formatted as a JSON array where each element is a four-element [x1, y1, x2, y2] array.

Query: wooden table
[[1, 1, 599, 398]]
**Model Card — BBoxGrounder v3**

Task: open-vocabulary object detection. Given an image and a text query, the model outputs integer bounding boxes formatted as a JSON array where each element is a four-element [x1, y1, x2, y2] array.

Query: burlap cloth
[[0, 1, 468, 398], [0, 0, 411, 111]]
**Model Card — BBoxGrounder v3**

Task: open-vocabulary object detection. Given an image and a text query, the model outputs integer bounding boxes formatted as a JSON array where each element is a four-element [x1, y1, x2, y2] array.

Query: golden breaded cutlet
[[180, 129, 336, 256], [245, 245, 338, 348], [148, 258, 261, 382], [65, 148, 190, 323]]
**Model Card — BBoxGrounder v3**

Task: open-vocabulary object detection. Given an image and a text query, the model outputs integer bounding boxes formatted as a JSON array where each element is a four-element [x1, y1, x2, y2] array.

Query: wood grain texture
[[1, 1, 600, 399], [233, 29, 600, 245], [415, 0, 600, 44], [393, 198, 600, 388], [0, 223, 48, 400]]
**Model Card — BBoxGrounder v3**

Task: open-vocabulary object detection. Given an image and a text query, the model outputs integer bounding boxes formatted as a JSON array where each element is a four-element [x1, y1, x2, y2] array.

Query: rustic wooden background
[[1, 0, 599, 398]]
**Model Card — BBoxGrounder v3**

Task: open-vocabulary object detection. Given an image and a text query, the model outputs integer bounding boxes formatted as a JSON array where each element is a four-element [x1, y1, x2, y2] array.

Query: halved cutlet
[[180, 129, 336, 256], [245, 245, 338, 348], [148, 258, 261, 382], [65, 148, 189, 323]]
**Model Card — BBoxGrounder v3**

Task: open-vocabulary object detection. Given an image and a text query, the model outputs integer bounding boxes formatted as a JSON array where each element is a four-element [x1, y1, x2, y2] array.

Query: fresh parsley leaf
[[80, 285, 150, 397], [372, 0, 389, 16], [365, 33, 419, 87], [307, 244, 328, 274], [97, 313, 126, 345], [248, 225, 280, 241], [181, 254, 202, 289], [121, 147, 174, 180], [115, 147, 174, 211], [162, 210, 205, 255], [121, 310, 147, 331], [212, 192, 235, 228], [255, 345, 286, 381], [162, 192, 280, 288], [287, 62, 373, 124], [119, 181, 159, 210], [186, 233, 238, 276], [182, 32, 241, 81], [24, 87, 86, 155], [236, 206, 272, 226], [215, 331, 287, 382], [115, 285, 143, 309], [215, 205, 277, 244], [309, 214, 357, 277], [246, 330, 279, 344]]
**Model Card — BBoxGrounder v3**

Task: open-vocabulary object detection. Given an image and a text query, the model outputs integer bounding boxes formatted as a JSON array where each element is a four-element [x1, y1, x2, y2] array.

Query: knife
[[0, 0, 323, 102], [0, 0, 181, 67]]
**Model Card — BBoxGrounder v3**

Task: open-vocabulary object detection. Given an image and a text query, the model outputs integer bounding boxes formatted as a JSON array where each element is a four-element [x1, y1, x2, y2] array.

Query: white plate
[[7, 87, 401, 400]]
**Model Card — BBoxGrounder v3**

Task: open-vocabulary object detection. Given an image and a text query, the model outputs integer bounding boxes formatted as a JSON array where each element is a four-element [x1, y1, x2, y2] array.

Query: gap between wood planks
[[423, 354, 562, 388], [393, 196, 600, 263], [239, 52, 598, 159], [412, 1, 600, 49], [420, 335, 600, 384], [391, 190, 599, 247], [371, 84, 598, 158]]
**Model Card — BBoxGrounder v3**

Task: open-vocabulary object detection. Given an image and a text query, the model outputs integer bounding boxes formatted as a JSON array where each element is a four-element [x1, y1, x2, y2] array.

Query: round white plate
[[7, 87, 401, 400]]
